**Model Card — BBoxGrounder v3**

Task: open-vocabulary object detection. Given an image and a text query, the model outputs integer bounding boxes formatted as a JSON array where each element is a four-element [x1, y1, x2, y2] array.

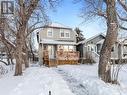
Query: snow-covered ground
[[56, 64, 127, 95], [0, 65, 74, 95], [0, 63, 127, 95]]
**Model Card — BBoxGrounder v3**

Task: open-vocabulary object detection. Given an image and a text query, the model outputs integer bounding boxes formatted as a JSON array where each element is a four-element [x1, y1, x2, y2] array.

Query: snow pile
[[118, 64, 127, 91], [57, 64, 127, 95], [0, 72, 22, 95], [0, 60, 15, 78], [0, 62, 9, 77], [83, 78, 125, 95]]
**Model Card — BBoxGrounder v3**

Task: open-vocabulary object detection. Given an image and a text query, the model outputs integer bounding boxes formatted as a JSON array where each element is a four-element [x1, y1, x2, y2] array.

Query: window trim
[[60, 29, 64, 38], [47, 28, 53, 37], [60, 29, 70, 38], [65, 31, 70, 38]]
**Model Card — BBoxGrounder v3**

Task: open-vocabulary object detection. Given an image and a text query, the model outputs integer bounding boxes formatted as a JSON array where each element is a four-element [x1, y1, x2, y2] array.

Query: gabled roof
[[77, 33, 105, 45], [43, 22, 72, 30], [85, 33, 105, 43]]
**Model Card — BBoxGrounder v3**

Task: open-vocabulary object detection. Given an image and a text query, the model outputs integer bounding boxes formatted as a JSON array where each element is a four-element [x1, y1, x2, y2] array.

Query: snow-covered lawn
[[0, 65, 74, 95], [0, 63, 127, 95], [56, 64, 127, 95]]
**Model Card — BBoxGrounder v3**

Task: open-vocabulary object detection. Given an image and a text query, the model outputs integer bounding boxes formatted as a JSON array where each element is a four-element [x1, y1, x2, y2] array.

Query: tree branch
[[26, 26, 43, 37], [25, 0, 40, 21], [117, 12, 127, 21], [118, 0, 127, 12], [0, 33, 16, 49], [98, 11, 107, 19], [119, 24, 127, 30]]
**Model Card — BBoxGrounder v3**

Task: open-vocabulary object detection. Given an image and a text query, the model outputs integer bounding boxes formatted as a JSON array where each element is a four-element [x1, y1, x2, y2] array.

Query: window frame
[[60, 29, 70, 38], [47, 28, 53, 37], [65, 31, 70, 38], [60, 29, 65, 38]]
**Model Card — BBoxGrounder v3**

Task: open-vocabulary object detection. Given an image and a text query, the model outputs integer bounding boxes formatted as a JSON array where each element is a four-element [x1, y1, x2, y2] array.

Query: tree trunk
[[98, 0, 118, 83], [14, 23, 27, 75], [29, 38, 35, 61], [14, 33, 29, 75], [23, 42, 29, 68], [14, 32, 24, 76]]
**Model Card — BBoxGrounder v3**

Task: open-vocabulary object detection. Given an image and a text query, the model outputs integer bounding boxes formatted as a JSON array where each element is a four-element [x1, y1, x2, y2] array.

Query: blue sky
[[48, 0, 107, 38]]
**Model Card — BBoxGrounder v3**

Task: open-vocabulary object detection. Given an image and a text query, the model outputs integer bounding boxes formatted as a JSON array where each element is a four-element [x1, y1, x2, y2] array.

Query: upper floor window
[[47, 29, 53, 37], [60, 31, 64, 37], [60, 29, 70, 38], [65, 32, 70, 38]]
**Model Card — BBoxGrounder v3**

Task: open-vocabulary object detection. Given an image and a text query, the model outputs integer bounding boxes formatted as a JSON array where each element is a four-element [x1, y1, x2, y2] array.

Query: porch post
[[54, 45, 57, 58], [121, 43, 123, 59], [39, 43, 43, 65]]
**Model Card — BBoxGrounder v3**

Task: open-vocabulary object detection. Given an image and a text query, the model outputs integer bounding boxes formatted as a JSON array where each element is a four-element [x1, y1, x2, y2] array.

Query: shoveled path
[[54, 68, 89, 95]]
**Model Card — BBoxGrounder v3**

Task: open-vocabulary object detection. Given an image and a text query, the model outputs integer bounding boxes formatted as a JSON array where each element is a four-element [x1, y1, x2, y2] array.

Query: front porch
[[43, 48, 79, 67], [39, 39, 79, 66]]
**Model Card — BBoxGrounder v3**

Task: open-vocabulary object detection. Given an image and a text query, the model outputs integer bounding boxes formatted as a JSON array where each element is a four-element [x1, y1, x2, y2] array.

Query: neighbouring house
[[77, 33, 127, 63], [114, 38, 127, 59], [37, 22, 79, 66], [77, 33, 105, 63]]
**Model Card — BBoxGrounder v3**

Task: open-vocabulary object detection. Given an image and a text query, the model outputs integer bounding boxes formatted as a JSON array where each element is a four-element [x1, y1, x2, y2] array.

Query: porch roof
[[40, 39, 76, 45]]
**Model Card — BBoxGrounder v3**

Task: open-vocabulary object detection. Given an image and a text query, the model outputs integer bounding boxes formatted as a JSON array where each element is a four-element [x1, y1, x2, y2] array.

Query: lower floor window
[[58, 45, 75, 51]]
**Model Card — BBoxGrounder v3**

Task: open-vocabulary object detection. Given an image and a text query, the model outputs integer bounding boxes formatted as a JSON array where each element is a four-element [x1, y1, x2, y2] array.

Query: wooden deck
[[43, 59, 79, 67], [43, 50, 79, 67]]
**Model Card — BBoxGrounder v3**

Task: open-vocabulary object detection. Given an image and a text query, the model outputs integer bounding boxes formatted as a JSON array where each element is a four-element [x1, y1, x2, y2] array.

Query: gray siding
[[39, 27, 76, 42], [86, 35, 105, 45]]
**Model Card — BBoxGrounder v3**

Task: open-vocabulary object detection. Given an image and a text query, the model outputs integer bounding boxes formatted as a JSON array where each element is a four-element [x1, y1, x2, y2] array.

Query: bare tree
[[98, 0, 118, 83], [0, 0, 60, 76], [78, 0, 119, 83]]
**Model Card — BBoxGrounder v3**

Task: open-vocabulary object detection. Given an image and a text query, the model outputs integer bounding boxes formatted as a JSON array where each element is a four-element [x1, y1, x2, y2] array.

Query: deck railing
[[56, 51, 79, 65], [43, 50, 80, 67]]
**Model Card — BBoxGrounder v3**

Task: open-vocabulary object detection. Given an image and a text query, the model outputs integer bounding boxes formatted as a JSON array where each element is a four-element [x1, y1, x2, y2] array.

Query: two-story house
[[38, 22, 77, 63]]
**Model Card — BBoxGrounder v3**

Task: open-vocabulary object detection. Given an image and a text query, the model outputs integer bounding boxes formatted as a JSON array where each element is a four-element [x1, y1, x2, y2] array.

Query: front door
[[48, 45, 54, 59]]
